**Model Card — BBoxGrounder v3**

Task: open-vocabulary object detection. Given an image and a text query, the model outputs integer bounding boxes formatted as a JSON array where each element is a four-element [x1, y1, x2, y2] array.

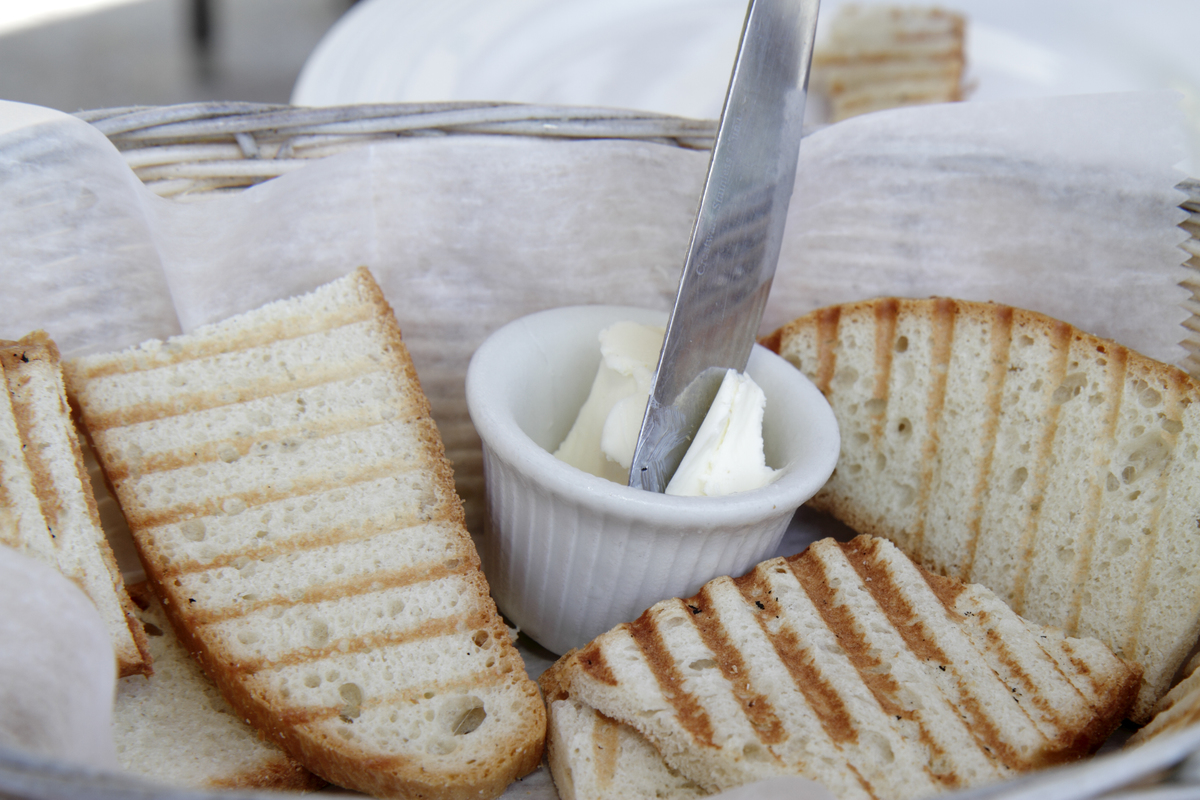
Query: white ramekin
[[466, 305, 839, 655]]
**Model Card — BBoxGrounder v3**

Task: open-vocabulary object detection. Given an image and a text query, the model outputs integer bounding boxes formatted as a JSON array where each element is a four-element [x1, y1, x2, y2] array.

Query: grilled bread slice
[[540, 656, 706, 800], [0, 333, 150, 677], [810, 5, 966, 122], [64, 267, 545, 799], [764, 298, 1200, 721], [1127, 652, 1200, 748], [0, 345, 57, 564], [543, 698, 706, 800], [115, 583, 323, 790], [546, 535, 1139, 799]]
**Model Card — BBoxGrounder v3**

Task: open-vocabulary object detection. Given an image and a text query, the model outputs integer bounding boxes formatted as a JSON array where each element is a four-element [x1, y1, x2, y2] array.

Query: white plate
[[292, 0, 1200, 123]]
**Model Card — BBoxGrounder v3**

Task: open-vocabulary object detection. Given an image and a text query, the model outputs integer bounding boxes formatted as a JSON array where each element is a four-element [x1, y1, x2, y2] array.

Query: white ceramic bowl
[[466, 305, 839, 655]]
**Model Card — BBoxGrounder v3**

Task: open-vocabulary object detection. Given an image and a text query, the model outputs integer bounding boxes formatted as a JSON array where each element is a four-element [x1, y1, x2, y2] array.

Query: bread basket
[[0, 100, 1198, 800]]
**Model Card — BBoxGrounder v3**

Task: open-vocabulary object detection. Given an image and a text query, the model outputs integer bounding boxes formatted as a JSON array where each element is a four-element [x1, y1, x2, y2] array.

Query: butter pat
[[554, 321, 779, 497], [553, 321, 663, 484], [665, 369, 779, 497]]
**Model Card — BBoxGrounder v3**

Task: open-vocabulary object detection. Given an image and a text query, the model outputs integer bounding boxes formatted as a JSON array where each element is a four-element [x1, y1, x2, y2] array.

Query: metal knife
[[628, 0, 819, 492]]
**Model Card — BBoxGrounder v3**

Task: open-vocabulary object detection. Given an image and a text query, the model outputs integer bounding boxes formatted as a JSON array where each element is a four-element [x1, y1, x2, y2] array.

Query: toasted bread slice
[[0, 350, 57, 563], [544, 698, 706, 800], [1127, 652, 1200, 747], [115, 583, 323, 790], [764, 298, 1200, 721], [64, 268, 545, 799], [811, 5, 966, 122], [546, 535, 1138, 798], [0, 333, 150, 677], [540, 656, 705, 800]]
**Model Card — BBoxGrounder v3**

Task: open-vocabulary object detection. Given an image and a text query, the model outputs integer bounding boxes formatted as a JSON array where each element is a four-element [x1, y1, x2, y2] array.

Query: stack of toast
[[540, 535, 1140, 800]]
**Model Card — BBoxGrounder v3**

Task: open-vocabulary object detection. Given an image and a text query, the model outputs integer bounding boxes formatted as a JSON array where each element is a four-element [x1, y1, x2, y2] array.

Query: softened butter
[[553, 322, 778, 496]]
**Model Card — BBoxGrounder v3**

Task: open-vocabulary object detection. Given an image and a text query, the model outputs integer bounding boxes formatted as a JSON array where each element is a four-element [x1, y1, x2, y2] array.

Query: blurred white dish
[[293, 0, 744, 119], [293, 0, 1200, 124], [465, 305, 839, 655]]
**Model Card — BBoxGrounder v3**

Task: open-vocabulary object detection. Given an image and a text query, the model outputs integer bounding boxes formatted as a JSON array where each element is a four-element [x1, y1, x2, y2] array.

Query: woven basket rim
[[75, 100, 720, 199]]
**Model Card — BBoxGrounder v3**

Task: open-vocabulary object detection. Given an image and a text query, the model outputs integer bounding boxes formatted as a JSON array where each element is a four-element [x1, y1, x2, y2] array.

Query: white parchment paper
[[0, 548, 118, 771], [0, 91, 1192, 798], [1, 90, 1189, 537]]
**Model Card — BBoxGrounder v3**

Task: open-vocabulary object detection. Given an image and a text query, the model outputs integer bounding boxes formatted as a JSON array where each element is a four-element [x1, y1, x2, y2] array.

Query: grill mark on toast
[[1009, 318, 1074, 615], [688, 586, 786, 745], [734, 569, 857, 746], [910, 298, 956, 559], [126, 459, 427, 529], [70, 306, 379, 381], [840, 538, 1024, 770], [919, 568, 969, 610], [219, 611, 493, 675], [159, 506, 454, 579], [83, 362, 390, 432], [974, 620, 1089, 749], [788, 551, 906, 717], [814, 306, 842, 395], [1055, 639, 1103, 699], [628, 612, 717, 748], [948, 587, 1116, 749], [105, 412, 416, 481], [1066, 343, 1128, 633], [177, 562, 464, 625], [870, 299, 900, 445], [758, 327, 783, 355], [788, 548, 955, 792], [961, 305, 1014, 581], [787, 544, 974, 796], [1122, 369, 1188, 661], [577, 641, 619, 686], [594, 714, 621, 787]]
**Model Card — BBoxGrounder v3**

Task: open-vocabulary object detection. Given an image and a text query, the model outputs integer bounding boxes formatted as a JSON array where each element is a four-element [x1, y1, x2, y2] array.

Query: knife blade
[[628, 0, 819, 492]]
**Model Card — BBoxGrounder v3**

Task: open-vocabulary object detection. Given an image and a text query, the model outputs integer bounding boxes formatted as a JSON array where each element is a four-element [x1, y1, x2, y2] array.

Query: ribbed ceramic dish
[[465, 305, 839, 655]]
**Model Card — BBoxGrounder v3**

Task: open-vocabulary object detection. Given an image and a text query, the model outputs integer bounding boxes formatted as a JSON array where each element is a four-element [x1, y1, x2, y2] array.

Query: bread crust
[[766, 297, 1200, 721]]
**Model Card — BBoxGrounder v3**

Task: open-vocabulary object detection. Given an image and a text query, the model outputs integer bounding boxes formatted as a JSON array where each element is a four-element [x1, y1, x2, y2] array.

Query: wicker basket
[[76, 101, 718, 198], [0, 101, 1196, 800]]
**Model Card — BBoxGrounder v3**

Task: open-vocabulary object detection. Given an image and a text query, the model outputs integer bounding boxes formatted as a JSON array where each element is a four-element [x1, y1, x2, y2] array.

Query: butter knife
[[629, 0, 819, 492]]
